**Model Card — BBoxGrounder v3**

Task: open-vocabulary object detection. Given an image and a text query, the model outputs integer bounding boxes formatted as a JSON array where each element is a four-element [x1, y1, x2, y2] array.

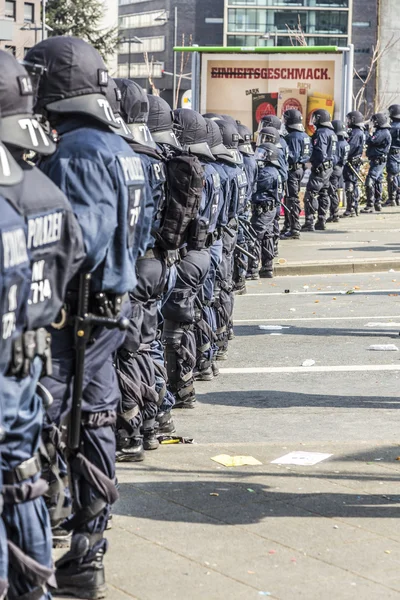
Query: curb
[[274, 259, 400, 277]]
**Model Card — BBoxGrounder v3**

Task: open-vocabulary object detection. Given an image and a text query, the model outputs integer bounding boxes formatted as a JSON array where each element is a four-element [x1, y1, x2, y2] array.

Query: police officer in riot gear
[[302, 109, 337, 231], [385, 104, 400, 206], [0, 117, 32, 600], [251, 142, 281, 278], [160, 108, 211, 409], [25, 36, 148, 597], [110, 78, 171, 459], [327, 120, 350, 222], [282, 109, 311, 238], [342, 110, 365, 217], [361, 112, 391, 213], [0, 50, 86, 600]]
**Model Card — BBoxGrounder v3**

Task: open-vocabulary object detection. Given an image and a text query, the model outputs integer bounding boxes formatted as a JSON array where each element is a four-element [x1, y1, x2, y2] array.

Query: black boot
[[194, 365, 213, 381], [116, 435, 145, 463], [142, 428, 159, 450], [53, 534, 107, 599], [260, 267, 274, 278], [156, 411, 176, 435], [212, 361, 220, 377], [374, 203, 382, 212], [301, 222, 315, 232], [314, 219, 326, 231]]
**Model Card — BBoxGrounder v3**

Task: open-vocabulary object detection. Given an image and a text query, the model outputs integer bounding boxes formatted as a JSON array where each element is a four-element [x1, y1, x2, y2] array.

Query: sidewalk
[[106, 442, 400, 600], [275, 206, 400, 276]]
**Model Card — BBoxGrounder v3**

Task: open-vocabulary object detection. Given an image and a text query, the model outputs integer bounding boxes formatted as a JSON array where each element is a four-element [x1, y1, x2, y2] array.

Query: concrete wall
[[377, 0, 400, 109]]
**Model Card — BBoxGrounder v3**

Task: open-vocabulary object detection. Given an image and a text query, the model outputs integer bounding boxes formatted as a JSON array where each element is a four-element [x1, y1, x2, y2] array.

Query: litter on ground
[[271, 452, 333, 466], [210, 455, 262, 467]]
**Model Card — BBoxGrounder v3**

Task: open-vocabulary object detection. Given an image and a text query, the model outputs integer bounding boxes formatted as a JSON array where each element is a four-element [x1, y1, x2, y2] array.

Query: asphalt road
[[61, 271, 400, 600]]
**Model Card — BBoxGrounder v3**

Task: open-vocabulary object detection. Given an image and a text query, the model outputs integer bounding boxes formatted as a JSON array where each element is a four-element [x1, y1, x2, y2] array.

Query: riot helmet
[[25, 37, 121, 130], [257, 126, 280, 147], [0, 50, 55, 155], [104, 79, 134, 141], [283, 109, 304, 132], [254, 142, 280, 168], [236, 123, 254, 156], [0, 114, 23, 185], [389, 104, 400, 121], [114, 78, 156, 148], [332, 119, 348, 138], [312, 109, 333, 129], [204, 118, 232, 163], [346, 110, 364, 128], [147, 95, 181, 149], [203, 112, 223, 120], [371, 112, 390, 129], [257, 114, 281, 133], [172, 108, 214, 160], [213, 119, 243, 164], [220, 114, 238, 128]]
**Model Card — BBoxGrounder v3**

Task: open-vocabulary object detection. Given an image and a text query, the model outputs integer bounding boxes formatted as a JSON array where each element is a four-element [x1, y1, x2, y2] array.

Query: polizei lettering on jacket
[[27, 211, 64, 249], [2, 228, 29, 269], [118, 155, 145, 183], [211, 67, 330, 80]]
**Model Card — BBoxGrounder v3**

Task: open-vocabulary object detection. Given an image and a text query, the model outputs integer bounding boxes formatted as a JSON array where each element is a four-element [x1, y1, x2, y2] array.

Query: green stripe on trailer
[[173, 46, 339, 53]]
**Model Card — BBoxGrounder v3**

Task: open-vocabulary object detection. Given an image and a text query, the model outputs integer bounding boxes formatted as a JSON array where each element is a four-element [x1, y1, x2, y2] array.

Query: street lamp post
[[259, 28, 278, 47], [42, 0, 46, 40], [173, 6, 178, 110], [119, 35, 143, 79]]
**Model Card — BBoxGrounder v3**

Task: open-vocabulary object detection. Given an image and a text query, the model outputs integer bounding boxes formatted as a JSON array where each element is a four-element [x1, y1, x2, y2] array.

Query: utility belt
[[7, 328, 52, 378], [52, 289, 127, 331], [289, 162, 303, 172], [349, 156, 363, 167], [251, 201, 274, 214], [3, 453, 41, 485], [389, 148, 400, 156], [314, 160, 333, 175], [370, 156, 387, 165], [138, 246, 180, 267]]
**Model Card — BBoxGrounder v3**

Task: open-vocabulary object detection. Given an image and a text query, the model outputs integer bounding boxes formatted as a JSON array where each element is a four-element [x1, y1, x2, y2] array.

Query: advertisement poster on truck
[[200, 53, 343, 136]]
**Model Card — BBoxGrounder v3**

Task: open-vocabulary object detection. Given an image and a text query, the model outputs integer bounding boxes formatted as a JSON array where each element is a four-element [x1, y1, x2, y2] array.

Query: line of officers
[[0, 36, 284, 600], [0, 35, 399, 599]]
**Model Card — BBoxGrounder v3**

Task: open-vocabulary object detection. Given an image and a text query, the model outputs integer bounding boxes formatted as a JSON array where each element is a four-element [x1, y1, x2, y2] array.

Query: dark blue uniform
[[303, 126, 337, 229], [364, 127, 392, 210], [274, 137, 289, 249], [220, 162, 241, 347], [328, 137, 350, 220], [0, 194, 31, 599], [343, 127, 365, 215], [251, 164, 280, 274], [386, 121, 400, 205], [115, 141, 170, 457], [194, 161, 221, 378], [0, 160, 85, 600], [39, 118, 147, 563], [284, 129, 311, 235]]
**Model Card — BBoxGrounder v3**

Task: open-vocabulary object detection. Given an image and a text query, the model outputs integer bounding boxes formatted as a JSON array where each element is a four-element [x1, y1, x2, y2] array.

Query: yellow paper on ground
[[211, 454, 262, 467]]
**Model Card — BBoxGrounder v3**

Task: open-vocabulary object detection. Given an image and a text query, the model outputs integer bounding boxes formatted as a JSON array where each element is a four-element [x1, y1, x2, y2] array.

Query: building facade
[[0, 0, 42, 58], [223, 0, 352, 48], [118, 0, 196, 105]]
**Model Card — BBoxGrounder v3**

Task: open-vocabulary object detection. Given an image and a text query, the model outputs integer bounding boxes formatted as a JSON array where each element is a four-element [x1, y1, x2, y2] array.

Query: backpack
[[156, 154, 204, 250]]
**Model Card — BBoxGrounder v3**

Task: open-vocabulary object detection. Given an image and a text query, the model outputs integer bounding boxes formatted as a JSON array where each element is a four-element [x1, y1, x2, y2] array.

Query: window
[[119, 10, 168, 29], [5, 45, 16, 55], [24, 2, 34, 23], [118, 36, 165, 54], [227, 0, 349, 6], [5, 0, 16, 20], [117, 62, 164, 78], [227, 8, 348, 35]]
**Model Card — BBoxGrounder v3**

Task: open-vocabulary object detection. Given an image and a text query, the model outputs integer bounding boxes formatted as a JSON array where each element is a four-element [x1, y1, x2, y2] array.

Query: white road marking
[[242, 289, 400, 297], [234, 315, 400, 323], [219, 364, 400, 375]]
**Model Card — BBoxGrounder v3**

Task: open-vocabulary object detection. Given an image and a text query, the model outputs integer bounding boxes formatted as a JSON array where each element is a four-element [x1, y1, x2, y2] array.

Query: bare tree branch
[[286, 16, 307, 47], [174, 33, 192, 109], [143, 51, 160, 96]]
